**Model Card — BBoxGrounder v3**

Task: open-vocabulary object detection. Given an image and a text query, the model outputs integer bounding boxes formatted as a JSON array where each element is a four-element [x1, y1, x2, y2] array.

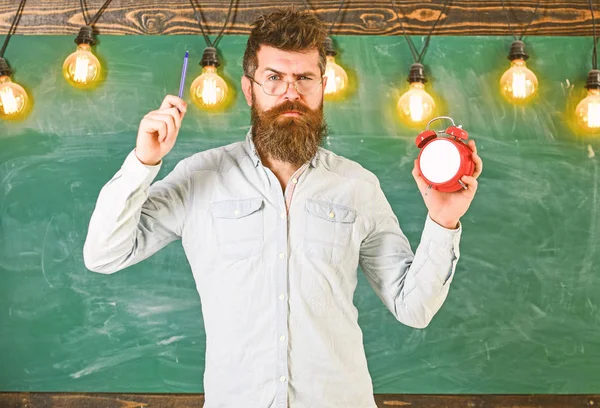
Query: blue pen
[[178, 51, 189, 99]]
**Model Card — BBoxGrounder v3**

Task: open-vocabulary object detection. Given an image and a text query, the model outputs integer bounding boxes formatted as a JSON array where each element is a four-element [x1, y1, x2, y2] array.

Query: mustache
[[265, 100, 312, 116]]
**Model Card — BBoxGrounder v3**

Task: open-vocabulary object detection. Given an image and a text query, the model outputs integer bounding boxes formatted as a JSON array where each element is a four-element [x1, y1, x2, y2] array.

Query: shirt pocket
[[211, 197, 264, 262], [303, 199, 357, 265]]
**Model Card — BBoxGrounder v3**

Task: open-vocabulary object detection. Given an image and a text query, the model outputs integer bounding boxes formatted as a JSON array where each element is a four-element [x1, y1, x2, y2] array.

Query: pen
[[179, 51, 189, 99]]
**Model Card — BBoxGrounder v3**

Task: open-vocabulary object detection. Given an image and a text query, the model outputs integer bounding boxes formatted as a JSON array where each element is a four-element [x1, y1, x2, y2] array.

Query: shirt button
[[329, 211, 335, 218], [279, 252, 285, 259], [280, 212, 286, 219], [279, 335, 286, 341], [280, 376, 286, 382], [234, 209, 240, 215], [291, 178, 298, 184], [279, 294, 285, 300]]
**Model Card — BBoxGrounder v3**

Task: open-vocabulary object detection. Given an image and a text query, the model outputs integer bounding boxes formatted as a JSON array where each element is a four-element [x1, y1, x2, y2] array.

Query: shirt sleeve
[[83, 149, 191, 274], [358, 183, 461, 328]]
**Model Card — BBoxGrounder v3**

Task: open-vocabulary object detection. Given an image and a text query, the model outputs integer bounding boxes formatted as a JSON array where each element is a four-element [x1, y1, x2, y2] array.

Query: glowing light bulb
[[500, 58, 538, 103], [63, 43, 102, 89], [499, 41, 538, 104], [324, 55, 348, 97], [190, 65, 228, 109], [397, 82, 435, 126], [576, 88, 600, 131], [0, 75, 29, 120]]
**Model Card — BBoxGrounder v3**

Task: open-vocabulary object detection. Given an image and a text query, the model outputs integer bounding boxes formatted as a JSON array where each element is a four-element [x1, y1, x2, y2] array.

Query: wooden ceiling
[[0, 0, 594, 36]]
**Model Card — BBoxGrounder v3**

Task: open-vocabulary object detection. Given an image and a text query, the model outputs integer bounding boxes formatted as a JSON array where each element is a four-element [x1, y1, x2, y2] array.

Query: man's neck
[[262, 155, 301, 192]]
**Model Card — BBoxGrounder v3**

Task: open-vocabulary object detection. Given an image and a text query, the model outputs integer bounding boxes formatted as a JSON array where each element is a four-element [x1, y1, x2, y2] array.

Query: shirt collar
[[244, 127, 320, 168], [244, 128, 262, 167]]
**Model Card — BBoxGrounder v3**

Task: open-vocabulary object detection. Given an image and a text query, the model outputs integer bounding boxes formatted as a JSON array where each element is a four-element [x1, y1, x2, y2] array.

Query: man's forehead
[[256, 46, 320, 74]]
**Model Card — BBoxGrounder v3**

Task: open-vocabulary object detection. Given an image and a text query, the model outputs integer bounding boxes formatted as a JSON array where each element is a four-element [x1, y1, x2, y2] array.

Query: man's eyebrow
[[262, 67, 318, 77]]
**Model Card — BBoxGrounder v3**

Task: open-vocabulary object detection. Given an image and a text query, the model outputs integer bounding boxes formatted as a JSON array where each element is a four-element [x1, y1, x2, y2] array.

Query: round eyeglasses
[[246, 75, 323, 96]]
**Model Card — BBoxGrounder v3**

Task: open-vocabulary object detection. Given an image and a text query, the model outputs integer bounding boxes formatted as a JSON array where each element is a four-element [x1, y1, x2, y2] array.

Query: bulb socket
[[324, 37, 337, 57], [75, 26, 96, 46], [200, 47, 220, 68], [585, 69, 600, 90], [507, 40, 529, 61], [0, 57, 12, 76], [407, 63, 427, 83]]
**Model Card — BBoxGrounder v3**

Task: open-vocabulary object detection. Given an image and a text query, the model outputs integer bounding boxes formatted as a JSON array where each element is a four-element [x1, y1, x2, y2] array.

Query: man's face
[[242, 46, 329, 166]]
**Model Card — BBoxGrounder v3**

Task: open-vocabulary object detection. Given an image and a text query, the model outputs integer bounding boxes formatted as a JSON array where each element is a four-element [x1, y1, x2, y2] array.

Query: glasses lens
[[263, 79, 287, 96], [296, 79, 320, 95], [261, 78, 322, 96]]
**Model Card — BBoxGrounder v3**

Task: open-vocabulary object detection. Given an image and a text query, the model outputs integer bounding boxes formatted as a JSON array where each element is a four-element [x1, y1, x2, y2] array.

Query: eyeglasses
[[246, 74, 323, 96]]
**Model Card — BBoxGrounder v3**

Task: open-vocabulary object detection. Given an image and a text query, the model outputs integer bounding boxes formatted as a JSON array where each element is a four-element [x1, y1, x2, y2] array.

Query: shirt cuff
[[118, 149, 162, 188], [423, 214, 462, 251]]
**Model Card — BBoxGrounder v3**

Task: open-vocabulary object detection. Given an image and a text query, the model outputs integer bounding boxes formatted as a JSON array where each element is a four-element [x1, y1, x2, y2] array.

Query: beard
[[251, 92, 328, 166]]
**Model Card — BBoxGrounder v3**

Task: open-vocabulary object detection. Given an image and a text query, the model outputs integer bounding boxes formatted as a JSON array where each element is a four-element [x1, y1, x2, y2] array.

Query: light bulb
[[500, 58, 538, 103], [576, 88, 600, 131], [63, 43, 102, 89], [397, 82, 435, 126], [324, 55, 348, 97], [190, 65, 228, 109], [0, 75, 29, 120]]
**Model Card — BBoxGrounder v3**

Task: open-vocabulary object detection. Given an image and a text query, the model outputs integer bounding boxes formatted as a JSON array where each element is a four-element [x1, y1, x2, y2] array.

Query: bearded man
[[84, 7, 482, 408]]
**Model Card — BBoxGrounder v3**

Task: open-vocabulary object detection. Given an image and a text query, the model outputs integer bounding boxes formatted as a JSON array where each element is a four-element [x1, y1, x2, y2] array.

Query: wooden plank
[[0, 0, 595, 37], [375, 394, 600, 407], [0, 393, 598, 407]]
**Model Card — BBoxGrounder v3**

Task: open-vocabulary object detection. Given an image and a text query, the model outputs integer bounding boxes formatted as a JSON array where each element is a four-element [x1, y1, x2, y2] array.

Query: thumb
[[412, 160, 430, 192]]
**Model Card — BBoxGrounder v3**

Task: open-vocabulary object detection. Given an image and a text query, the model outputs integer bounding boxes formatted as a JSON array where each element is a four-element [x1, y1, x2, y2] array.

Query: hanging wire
[[301, 0, 348, 36], [189, 0, 236, 48], [328, 0, 347, 36], [0, 0, 28, 59], [390, 0, 451, 64], [79, 0, 114, 27], [590, 0, 598, 70], [500, 0, 541, 41]]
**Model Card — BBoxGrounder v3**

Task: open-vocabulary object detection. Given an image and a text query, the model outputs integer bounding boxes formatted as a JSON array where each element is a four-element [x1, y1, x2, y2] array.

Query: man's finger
[[468, 139, 478, 155], [472, 152, 483, 179], [144, 118, 168, 142], [158, 107, 183, 129], [147, 113, 176, 143], [467, 140, 483, 179], [160, 94, 188, 113], [460, 175, 478, 195]]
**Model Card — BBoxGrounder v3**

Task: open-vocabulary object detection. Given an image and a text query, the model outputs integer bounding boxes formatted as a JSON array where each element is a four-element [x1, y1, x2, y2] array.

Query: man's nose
[[283, 82, 300, 101]]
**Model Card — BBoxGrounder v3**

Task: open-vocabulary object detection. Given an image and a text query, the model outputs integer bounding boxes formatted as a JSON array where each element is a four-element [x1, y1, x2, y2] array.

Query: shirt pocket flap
[[211, 198, 264, 219], [305, 199, 356, 223]]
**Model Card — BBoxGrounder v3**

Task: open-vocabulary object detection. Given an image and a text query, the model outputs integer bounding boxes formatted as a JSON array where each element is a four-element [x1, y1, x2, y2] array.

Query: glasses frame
[[245, 74, 323, 96]]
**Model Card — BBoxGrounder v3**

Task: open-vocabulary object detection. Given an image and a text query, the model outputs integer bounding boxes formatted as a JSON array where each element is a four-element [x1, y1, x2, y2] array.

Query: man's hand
[[135, 95, 187, 166], [412, 140, 483, 229]]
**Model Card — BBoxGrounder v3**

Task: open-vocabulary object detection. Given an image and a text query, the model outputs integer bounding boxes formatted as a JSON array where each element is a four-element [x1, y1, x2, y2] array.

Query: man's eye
[[267, 75, 280, 81], [299, 76, 312, 81]]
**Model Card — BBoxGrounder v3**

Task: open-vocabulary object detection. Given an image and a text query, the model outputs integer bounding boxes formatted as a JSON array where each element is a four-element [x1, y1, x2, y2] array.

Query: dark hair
[[243, 8, 327, 78]]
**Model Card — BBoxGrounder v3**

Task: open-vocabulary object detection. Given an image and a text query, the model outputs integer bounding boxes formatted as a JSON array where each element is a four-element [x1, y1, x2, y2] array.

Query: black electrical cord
[[79, 0, 113, 27], [190, 0, 236, 48], [302, 0, 348, 36], [500, 0, 541, 41], [0, 0, 27, 59], [589, 0, 598, 70], [328, 0, 347, 36], [391, 0, 451, 64]]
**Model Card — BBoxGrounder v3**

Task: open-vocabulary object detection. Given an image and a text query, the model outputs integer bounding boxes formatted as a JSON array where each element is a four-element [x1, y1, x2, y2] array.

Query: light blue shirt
[[83, 130, 461, 408]]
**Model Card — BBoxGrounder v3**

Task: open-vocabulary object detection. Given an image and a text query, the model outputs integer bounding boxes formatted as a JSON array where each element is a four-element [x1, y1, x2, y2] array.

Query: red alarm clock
[[415, 116, 475, 193]]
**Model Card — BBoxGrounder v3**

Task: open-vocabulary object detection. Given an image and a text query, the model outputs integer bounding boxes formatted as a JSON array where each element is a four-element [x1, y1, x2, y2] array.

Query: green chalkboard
[[1, 35, 599, 394]]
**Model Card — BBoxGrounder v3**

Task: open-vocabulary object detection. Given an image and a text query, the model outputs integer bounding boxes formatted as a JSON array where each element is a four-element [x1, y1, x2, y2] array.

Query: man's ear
[[321, 75, 328, 97], [241, 75, 253, 107]]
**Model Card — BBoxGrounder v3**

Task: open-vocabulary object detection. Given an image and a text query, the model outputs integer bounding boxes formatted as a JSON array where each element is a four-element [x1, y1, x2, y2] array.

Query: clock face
[[420, 139, 461, 183]]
